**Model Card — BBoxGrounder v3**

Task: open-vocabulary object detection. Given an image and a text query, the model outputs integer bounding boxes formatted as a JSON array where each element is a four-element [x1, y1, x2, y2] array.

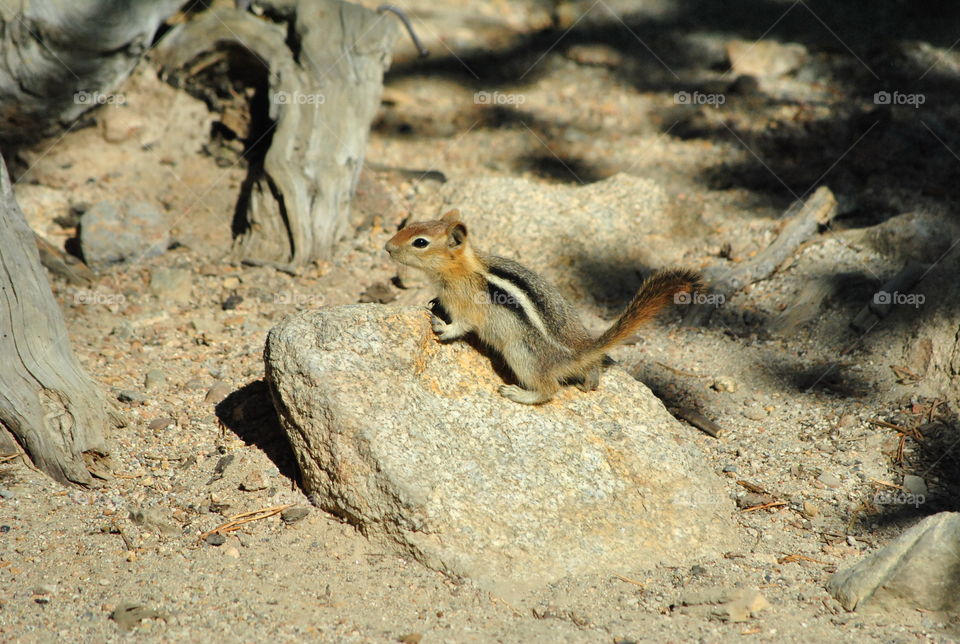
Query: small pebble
[[564, 43, 624, 68], [117, 390, 147, 404], [238, 471, 267, 492], [711, 377, 739, 393], [111, 321, 136, 340], [397, 634, 423, 644], [222, 294, 243, 311], [207, 503, 231, 516], [143, 369, 166, 392], [836, 413, 855, 428], [147, 417, 175, 431], [204, 381, 231, 405], [903, 474, 928, 496], [205, 533, 227, 546], [802, 501, 819, 517], [281, 507, 310, 524], [818, 472, 842, 488], [208, 502, 232, 515], [224, 546, 240, 558]]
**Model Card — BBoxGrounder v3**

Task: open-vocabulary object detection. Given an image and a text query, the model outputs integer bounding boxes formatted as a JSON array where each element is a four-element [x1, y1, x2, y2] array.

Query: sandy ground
[[3, 1, 960, 641]]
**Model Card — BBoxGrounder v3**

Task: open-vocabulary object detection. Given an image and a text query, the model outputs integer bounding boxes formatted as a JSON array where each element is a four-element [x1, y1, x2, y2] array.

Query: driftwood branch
[[0, 0, 182, 146], [685, 186, 838, 325], [0, 156, 120, 485], [155, 0, 398, 267]]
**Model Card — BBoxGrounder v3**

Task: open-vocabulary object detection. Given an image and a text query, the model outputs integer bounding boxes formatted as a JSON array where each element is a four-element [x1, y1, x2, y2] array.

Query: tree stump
[[155, 1, 398, 268]]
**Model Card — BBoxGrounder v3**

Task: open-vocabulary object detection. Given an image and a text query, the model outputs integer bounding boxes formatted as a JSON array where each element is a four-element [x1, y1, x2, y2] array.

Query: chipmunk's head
[[385, 209, 473, 275]]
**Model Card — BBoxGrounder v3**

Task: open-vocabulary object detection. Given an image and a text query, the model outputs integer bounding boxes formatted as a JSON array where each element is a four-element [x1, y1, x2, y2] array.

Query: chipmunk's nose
[[384, 239, 398, 255]]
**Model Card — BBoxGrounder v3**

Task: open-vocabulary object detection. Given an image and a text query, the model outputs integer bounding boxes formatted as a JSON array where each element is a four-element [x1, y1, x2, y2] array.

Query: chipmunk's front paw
[[499, 384, 552, 405], [431, 315, 467, 342]]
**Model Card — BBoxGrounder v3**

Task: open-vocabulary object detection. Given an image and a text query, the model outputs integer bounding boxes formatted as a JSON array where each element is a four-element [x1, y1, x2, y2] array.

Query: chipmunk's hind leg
[[496, 342, 560, 404], [499, 367, 560, 404], [499, 381, 558, 404]]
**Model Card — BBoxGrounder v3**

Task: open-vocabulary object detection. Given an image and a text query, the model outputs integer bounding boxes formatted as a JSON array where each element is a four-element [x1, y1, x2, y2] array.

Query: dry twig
[[614, 574, 646, 588], [654, 362, 707, 378], [742, 501, 788, 513], [778, 554, 829, 565], [199, 504, 294, 540]]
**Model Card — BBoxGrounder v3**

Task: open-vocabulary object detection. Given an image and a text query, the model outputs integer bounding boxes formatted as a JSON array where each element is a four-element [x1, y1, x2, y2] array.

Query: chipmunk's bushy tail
[[577, 269, 702, 365]]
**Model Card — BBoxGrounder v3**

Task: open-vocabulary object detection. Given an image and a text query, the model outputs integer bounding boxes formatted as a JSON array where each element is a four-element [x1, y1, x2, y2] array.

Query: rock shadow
[[214, 379, 299, 485]]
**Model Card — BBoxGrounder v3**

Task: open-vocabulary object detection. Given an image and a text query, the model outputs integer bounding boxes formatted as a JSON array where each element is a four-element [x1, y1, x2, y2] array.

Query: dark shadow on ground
[[215, 380, 299, 485], [381, 0, 960, 217]]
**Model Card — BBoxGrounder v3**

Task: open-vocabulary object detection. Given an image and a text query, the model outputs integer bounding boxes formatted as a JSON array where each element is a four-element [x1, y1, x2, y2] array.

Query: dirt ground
[[3, 1, 960, 641]]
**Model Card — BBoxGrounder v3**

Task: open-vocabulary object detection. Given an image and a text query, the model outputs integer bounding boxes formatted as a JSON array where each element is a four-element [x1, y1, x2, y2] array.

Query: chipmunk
[[385, 210, 702, 404]]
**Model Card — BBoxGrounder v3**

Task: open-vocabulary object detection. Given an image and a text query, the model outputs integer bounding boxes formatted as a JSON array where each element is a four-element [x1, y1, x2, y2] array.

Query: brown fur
[[585, 268, 702, 362], [386, 211, 702, 404]]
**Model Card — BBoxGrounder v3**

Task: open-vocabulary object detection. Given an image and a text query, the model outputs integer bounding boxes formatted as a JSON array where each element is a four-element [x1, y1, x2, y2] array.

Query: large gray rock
[[79, 200, 169, 270], [265, 305, 738, 597], [827, 512, 960, 613]]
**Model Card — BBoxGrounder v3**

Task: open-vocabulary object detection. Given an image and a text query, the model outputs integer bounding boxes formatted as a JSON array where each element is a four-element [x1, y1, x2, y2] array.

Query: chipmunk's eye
[[412, 237, 430, 248]]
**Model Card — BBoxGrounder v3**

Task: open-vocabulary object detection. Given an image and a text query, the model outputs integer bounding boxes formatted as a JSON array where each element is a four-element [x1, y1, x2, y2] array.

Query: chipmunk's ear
[[440, 209, 461, 224], [448, 222, 468, 248]]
